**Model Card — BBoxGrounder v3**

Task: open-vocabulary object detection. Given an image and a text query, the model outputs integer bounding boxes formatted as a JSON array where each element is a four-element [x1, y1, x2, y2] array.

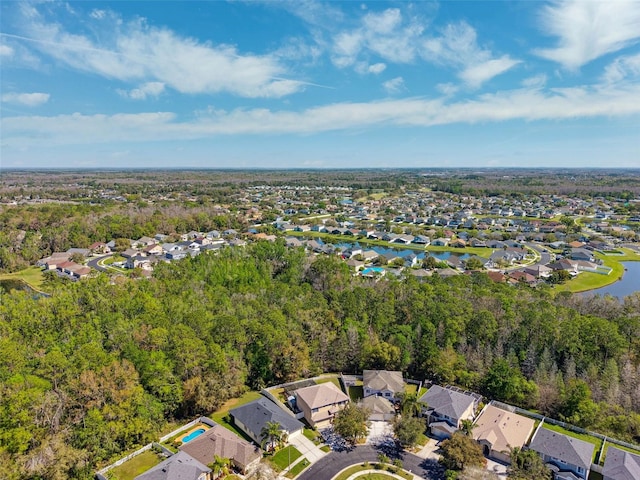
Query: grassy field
[[109, 450, 161, 480], [286, 458, 310, 478], [554, 251, 637, 293], [333, 463, 414, 480], [269, 445, 302, 471], [0, 266, 46, 290]]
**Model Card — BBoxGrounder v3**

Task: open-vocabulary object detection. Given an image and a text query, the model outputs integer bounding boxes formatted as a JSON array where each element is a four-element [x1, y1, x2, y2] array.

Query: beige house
[[294, 382, 349, 428], [473, 405, 535, 464], [363, 370, 404, 399], [179, 424, 261, 474]]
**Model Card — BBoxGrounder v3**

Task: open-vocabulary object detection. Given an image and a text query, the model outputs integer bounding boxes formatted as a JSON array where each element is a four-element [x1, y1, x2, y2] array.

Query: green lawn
[[315, 376, 342, 389], [540, 424, 602, 463], [102, 254, 126, 265], [333, 463, 414, 480], [286, 458, 310, 478], [553, 252, 636, 293], [269, 445, 302, 471], [109, 450, 161, 480], [303, 428, 319, 442], [0, 266, 46, 290], [349, 385, 364, 402]]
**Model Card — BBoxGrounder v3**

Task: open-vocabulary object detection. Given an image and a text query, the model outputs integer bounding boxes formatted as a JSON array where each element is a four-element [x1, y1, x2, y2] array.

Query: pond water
[[582, 261, 640, 299]]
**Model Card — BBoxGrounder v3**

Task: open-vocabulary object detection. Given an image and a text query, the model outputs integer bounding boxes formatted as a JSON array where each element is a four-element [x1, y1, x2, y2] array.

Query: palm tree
[[208, 455, 230, 479], [460, 419, 475, 437], [397, 392, 426, 418], [260, 421, 283, 452]]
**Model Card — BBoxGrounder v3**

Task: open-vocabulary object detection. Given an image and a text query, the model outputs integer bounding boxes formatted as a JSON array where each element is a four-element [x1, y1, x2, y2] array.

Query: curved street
[[87, 254, 112, 272], [296, 445, 444, 480]]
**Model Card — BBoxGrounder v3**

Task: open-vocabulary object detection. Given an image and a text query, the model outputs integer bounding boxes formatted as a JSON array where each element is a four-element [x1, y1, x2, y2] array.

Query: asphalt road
[[296, 445, 444, 480], [87, 254, 112, 273]]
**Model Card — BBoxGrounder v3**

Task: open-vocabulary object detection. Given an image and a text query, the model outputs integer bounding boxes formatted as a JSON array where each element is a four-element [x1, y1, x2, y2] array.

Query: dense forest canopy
[[1, 241, 639, 479]]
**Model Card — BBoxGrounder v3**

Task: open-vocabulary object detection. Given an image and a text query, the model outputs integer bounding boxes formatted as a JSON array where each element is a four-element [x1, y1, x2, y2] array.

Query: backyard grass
[[208, 390, 262, 440], [108, 450, 161, 480], [554, 252, 632, 293], [315, 376, 342, 390], [540, 424, 602, 463], [286, 458, 310, 478], [0, 266, 46, 290], [333, 463, 414, 480], [269, 445, 302, 471], [349, 385, 364, 402]]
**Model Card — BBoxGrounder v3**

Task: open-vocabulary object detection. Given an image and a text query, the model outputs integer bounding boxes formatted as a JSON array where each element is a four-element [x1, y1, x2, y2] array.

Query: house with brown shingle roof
[[179, 424, 261, 474], [293, 382, 349, 428], [472, 405, 535, 464]]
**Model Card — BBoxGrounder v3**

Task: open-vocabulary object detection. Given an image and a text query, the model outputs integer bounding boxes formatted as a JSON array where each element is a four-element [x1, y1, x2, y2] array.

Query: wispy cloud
[[602, 53, 640, 84], [535, 0, 640, 69], [382, 77, 405, 94], [0, 44, 14, 57], [4, 79, 639, 146], [2, 92, 50, 107], [11, 5, 304, 98], [421, 22, 520, 87], [117, 82, 166, 100]]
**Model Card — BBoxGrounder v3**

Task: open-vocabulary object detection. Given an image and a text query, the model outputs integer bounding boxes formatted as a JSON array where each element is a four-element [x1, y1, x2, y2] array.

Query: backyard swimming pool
[[181, 428, 206, 443]]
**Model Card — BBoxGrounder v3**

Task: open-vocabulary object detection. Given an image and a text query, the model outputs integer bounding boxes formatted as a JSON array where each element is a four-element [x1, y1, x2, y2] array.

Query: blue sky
[[1, 0, 639, 169]]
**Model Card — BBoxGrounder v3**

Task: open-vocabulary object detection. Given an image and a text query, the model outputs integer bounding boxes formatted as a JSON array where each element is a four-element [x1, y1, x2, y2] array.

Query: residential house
[[569, 248, 595, 262], [523, 264, 553, 279], [528, 427, 594, 480], [451, 239, 467, 248], [602, 446, 640, 480], [432, 238, 450, 247], [412, 235, 430, 245], [361, 250, 380, 262], [89, 242, 111, 255], [134, 451, 211, 480], [419, 385, 478, 439], [125, 255, 154, 270], [66, 247, 91, 258], [179, 424, 261, 474], [121, 248, 141, 259], [143, 244, 164, 256], [472, 405, 535, 464], [360, 395, 396, 422], [230, 397, 304, 448], [293, 382, 349, 428], [362, 370, 404, 399], [135, 236, 156, 247], [509, 271, 537, 285]]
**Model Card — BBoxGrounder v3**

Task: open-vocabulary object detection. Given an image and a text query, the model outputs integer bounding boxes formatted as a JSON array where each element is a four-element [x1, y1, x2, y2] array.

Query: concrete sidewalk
[[289, 434, 327, 464]]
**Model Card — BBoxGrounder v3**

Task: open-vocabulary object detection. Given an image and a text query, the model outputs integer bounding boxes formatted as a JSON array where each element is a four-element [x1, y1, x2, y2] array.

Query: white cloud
[[421, 22, 520, 87], [602, 53, 640, 84], [16, 6, 304, 98], [521, 74, 548, 89], [363, 8, 402, 34], [382, 77, 405, 94], [2, 92, 50, 106], [460, 56, 521, 88], [4, 80, 639, 146], [535, 0, 640, 69], [117, 82, 165, 100], [436, 83, 458, 96], [368, 62, 387, 74], [0, 44, 14, 57]]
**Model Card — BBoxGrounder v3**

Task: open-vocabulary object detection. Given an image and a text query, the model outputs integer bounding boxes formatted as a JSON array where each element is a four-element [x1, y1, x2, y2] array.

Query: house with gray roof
[[363, 370, 404, 399], [360, 395, 395, 421], [230, 398, 304, 448], [602, 446, 640, 480], [419, 385, 478, 439], [134, 451, 210, 480], [528, 427, 594, 480]]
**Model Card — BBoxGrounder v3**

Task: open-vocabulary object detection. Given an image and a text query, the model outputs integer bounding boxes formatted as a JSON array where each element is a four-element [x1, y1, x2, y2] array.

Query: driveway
[[296, 445, 444, 480], [289, 433, 327, 464], [365, 421, 394, 446]]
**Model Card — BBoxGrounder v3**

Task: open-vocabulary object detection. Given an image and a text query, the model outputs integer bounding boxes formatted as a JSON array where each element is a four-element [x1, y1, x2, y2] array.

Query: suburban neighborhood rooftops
[[134, 450, 210, 480], [363, 370, 404, 395], [230, 397, 303, 438], [179, 424, 261, 471], [294, 382, 349, 410], [419, 385, 477, 420], [602, 446, 640, 480], [529, 427, 594, 471], [472, 405, 535, 455]]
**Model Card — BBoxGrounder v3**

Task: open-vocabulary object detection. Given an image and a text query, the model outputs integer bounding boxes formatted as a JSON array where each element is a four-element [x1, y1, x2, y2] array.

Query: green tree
[[439, 432, 486, 472], [260, 421, 284, 452], [332, 404, 370, 445], [508, 447, 552, 479], [393, 415, 425, 448]]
